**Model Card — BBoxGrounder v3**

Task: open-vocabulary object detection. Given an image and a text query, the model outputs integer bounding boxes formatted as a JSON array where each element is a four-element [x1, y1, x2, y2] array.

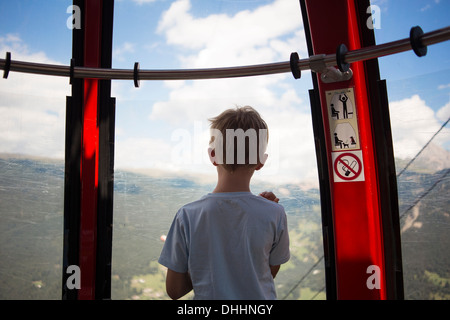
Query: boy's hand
[[259, 191, 279, 203]]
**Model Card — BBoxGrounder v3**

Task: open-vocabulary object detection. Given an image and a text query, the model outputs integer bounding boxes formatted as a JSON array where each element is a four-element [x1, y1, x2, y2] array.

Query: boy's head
[[208, 106, 268, 173]]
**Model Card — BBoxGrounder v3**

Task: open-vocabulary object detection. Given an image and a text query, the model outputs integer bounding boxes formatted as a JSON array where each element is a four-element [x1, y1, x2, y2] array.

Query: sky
[[0, 0, 449, 188]]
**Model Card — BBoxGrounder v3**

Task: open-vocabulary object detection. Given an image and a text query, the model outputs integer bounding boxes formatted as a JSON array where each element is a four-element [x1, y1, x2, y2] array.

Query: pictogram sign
[[332, 150, 365, 182], [326, 88, 360, 151]]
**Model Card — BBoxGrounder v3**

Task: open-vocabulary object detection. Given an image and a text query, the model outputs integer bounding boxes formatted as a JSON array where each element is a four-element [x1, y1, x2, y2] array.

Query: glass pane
[[0, 1, 71, 299], [111, 0, 324, 300], [374, 1, 450, 299]]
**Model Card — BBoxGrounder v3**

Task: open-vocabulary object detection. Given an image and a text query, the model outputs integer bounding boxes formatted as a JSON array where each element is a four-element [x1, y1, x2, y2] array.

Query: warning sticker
[[332, 150, 365, 182], [326, 88, 360, 151]]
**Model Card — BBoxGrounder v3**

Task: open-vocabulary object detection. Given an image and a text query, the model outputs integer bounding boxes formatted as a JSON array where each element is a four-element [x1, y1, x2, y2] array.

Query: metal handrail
[[0, 26, 449, 81]]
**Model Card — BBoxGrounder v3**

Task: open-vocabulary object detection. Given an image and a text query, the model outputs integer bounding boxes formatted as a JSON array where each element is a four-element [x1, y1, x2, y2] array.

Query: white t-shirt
[[158, 192, 290, 300]]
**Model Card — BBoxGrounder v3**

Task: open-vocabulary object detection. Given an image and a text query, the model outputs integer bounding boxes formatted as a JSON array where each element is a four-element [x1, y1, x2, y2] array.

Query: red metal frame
[[78, 0, 103, 300], [66, 0, 402, 300], [303, 0, 387, 299]]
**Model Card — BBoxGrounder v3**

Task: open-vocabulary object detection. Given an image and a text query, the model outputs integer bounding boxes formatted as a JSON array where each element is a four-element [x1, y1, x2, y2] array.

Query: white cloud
[[438, 83, 450, 90], [157, 0, 305, 67], [389, 94, 449, 159], [419, 0, 442, 12], [370, 0, 389, 12], [145, 70, 320, 185], [131, 0, 158, 5], [420, 4, 431, 12], [146, 0, 316, 186], [0, 34, 70, 159], [437, 100, 450, 122], [256, 107, 317, 185], [115, 137, 173, 169], [113, 42, 136, 62]]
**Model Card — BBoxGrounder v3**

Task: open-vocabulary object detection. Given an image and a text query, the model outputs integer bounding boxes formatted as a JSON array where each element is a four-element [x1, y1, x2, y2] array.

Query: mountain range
[[0, 145, 448, 300]]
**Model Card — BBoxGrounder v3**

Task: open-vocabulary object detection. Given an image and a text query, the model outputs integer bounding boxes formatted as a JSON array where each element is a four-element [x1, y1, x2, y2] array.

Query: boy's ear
[[208, 148, 218, 166], [255, 154, 268, 171], [260, 153, 268, 164]]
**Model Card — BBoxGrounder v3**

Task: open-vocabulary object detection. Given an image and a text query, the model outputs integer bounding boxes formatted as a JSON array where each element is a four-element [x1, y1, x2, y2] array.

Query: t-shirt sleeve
[[158, 211, 189, 273], [269, 209, 290, 266]]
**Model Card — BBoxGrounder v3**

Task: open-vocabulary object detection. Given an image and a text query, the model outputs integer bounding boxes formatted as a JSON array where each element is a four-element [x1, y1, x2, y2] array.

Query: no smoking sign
[[332, 150, 365, 182]]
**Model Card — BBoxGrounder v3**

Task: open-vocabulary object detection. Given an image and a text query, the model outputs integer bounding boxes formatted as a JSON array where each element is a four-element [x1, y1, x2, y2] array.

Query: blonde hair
[[208, 106, 268, 172]]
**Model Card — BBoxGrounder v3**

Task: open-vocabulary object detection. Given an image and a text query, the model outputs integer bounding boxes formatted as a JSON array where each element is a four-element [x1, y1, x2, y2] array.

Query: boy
[[158, 106, 290, 300]]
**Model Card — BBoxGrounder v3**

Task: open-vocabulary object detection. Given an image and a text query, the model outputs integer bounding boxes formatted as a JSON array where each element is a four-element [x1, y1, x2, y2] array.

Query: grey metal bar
[[0, 26, 449, 81]]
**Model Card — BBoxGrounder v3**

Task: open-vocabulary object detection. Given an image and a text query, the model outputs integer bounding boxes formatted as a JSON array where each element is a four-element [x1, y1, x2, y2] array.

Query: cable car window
[[111, 0, 325, 300], [2, 0, 447, 301], [374, 1, 450, 300], [0, 1, 71, 299]]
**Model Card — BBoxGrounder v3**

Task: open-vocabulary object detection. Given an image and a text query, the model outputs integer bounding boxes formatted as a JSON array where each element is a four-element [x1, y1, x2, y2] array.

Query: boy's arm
[[166, 269, 193, 300], [261, 191, 284, 279]]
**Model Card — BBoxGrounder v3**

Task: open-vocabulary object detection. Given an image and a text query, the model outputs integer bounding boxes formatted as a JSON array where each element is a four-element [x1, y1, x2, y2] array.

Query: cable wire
[[396, 116, 450, 178], [399, 168, 450, 221], [310, 286, 326, 300], [281, 255, 323, 300]]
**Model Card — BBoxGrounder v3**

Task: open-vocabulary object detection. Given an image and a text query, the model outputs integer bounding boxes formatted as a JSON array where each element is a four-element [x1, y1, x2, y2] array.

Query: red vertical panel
[[304, 0, 386, 299], [79, 0, 103, 300]]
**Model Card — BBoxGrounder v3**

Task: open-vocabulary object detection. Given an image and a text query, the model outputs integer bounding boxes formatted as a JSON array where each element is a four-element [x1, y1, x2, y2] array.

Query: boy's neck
[[213, 166, 254, 193]]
